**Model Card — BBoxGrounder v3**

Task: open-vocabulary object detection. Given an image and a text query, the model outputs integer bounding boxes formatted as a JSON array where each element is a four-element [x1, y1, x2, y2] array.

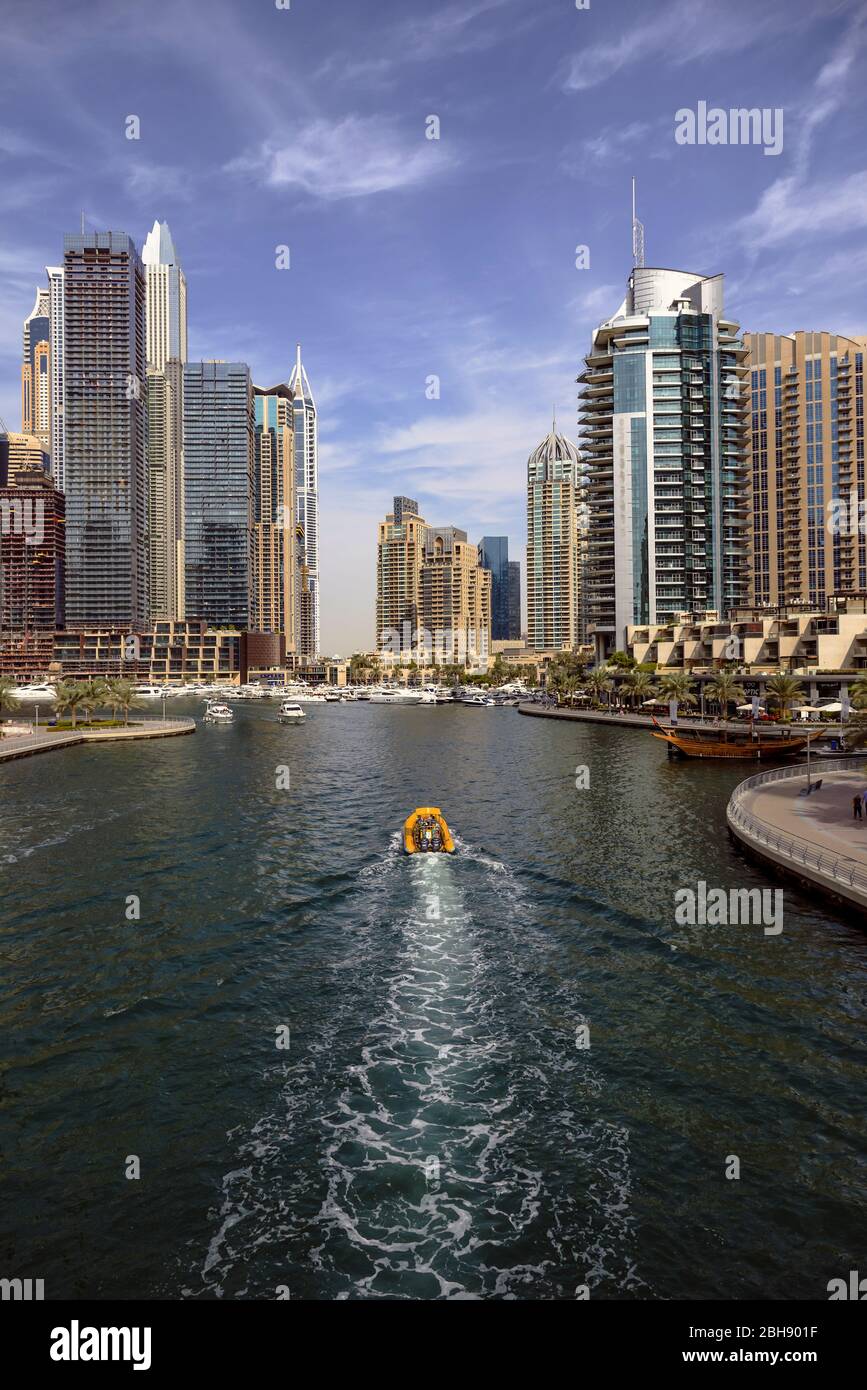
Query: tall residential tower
[[745, 330, 867, 607], [143, 220, 187, 620], [46, 265, 64, 490], [376, 496, 427, 658], [478, 536, 511, 640], [21, 287, 51, 449], [183, 361, 254, 629], [253, 382, 297, 648], [526, 428, 582, 651], [578, 266, 749, 658], [62, 231, 148, 629], [141, 220, 188, 370], [287, 345, 319, 657]]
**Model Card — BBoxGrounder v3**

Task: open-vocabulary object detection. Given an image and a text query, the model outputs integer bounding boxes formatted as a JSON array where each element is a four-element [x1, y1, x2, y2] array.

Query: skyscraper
[[183, 361, 254, 629], [21, 286, 51, 448], [478, 536, 510, 640], [253, 383, 297, 647], [287, 345, 319, 657], [63, 231, 148, 630], [0, 466, 65, 637], [147, 359, 184, 620], [508, 559, 521, 639], [420, 527, 491, 666], [142, 220, 187, 622], [526, 428, 582, 651], [46, 265, 64, 490], [0, 432, 50, 482], [578, 266, 749, 658], [744, 330, 867, 607], [376, 496, 427, 658], [141, 220, 187, 370]]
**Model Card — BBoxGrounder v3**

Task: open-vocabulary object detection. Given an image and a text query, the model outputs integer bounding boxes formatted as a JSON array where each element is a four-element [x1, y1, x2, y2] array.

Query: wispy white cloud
[[562, 121, 652, 176], [124, 162, 193, 203], [735, 9, 867, 253], [393, 0, 524, 61], [563, 0, 805, 92], [228, 115, 456, 200], [737, 170, 867, 252]]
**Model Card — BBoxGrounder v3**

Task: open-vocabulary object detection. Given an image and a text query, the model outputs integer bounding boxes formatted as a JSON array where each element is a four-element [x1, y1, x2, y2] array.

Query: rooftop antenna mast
[[631, 177, 645, 268]]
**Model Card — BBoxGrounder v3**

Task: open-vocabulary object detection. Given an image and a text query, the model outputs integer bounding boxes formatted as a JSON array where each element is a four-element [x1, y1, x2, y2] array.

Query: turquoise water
[[1, 702, 864, 1299]]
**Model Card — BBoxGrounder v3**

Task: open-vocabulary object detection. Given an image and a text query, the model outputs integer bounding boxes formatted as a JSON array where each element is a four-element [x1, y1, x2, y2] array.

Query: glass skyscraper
[[526, 429, 582, 651], [183, 361, 254, 629], [478, 536, 510, 640], [253, 383, 297, 647], [508, 560, 521, 639], [21, 286, 51, 449], [143, 220, 188, 622], [287, 345, 319, 658], [63, 231, 148, 630], [579, 266, 749, 658]]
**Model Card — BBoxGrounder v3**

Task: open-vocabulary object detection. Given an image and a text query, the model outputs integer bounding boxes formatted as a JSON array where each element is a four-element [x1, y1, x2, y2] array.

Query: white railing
[[726, 757, 867, 894]]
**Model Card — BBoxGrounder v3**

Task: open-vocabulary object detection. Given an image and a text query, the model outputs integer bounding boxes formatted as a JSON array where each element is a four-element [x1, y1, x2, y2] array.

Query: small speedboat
[[278, 701, 305, 723], [203, 700, 234, 723], [403, 807, 455, 855]]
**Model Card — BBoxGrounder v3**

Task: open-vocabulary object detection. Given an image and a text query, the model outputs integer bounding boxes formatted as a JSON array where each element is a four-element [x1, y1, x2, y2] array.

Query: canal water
[[1, 703, 864, 1299]]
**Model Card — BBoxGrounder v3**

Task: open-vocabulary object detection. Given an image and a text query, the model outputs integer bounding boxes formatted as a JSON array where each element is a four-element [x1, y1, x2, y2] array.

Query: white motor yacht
[[278, 701, 306, 723], [203, 700, 234, 723], [9, 682, 57, 704]]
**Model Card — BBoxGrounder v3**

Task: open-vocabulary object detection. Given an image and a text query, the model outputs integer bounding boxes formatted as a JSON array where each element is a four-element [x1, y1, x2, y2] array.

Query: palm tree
[[848, 677, 867, 710], [77, 678, 109, 725], [621, 668, 658, 710], [103, 676, 129, 724], [54, 679, 86, 729], [586, 666, 614, 709], [656, 672, 697, 709], [764, 674, 804, 723], [0, 676, 20, 736], [705, 672, 747, 722], [112, 679, 144, 726]]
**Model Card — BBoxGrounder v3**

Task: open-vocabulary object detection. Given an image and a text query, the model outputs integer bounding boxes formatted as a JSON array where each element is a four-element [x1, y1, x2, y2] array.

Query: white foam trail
[[190, 845, 645, 1299]]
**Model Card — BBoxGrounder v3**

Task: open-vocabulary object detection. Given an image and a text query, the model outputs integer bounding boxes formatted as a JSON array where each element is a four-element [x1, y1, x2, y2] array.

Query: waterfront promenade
[[0, 717, 195, 763], [727, 758, 867, 914], [516, 703, 823, 739]]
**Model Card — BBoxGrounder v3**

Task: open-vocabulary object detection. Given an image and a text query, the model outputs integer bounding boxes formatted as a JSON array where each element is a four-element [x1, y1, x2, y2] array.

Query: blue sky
[[1, 0, 865, 652]]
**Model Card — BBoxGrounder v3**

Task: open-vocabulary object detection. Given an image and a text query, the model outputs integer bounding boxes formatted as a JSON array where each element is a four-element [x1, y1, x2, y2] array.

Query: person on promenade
[[854, 795, 863, 820]]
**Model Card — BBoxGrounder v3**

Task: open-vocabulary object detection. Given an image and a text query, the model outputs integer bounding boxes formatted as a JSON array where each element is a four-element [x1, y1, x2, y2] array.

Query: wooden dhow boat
[[650, 715, 827, 760]]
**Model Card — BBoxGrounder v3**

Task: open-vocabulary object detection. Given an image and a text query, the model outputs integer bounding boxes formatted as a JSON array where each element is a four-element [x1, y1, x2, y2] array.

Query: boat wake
[[184, 846, 644, 1299]]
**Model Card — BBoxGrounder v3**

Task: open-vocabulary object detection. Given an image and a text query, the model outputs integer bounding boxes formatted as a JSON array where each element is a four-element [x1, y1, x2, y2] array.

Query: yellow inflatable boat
[[403, 807, 455, 855]]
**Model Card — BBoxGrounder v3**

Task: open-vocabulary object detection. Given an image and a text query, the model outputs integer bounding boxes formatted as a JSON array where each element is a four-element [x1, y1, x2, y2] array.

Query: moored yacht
[[9, 682, 57, 704]]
